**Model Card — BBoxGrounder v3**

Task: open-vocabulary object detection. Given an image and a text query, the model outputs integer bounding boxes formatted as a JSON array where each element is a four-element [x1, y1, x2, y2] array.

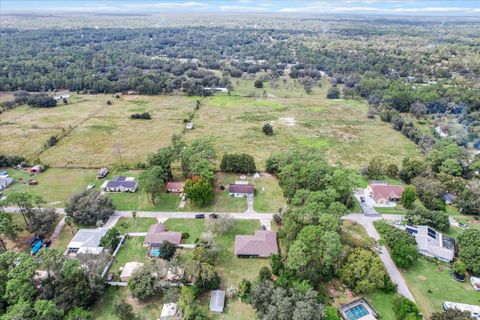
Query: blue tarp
[[31, 240, 42, 255]]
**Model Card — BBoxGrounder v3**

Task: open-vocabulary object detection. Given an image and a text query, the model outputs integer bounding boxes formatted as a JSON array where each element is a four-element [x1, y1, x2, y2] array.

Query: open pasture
[[1, 81, 420, 170], [185, 92, 420, 169]]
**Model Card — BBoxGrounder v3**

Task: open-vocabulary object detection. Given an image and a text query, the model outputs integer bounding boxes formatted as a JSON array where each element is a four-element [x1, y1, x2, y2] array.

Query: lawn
[[364, 292, 396, 320], [115, 217, 158, 234], [374, 206, 406, 215], [91, 286, 164, 320], [109, 236, 150, 276], [4, 168, 97, 206], [163, 218, 205, 244], [401, 257, 480, 318], [253, 174, 286, 213]]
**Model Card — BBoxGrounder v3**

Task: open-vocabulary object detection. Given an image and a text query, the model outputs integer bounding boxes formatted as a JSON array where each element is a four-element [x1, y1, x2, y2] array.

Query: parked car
[[209, 214, 218, 219], [261, 225, 267, 230], [360, 196, 365, 203], [107, 273, 115, 282], [195, 214, 205, 219], [459, 223, 468, 229]]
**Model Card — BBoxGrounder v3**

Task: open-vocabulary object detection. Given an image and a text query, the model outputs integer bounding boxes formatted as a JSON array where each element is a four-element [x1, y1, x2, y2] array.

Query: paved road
[[3, 207, 274, 230], [343, 213, 415, 302]]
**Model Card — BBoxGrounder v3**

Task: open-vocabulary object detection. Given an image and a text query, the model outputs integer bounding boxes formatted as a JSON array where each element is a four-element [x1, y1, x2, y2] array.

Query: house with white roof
[[67, 228, 108, 255], [405, 225, 455, 262]]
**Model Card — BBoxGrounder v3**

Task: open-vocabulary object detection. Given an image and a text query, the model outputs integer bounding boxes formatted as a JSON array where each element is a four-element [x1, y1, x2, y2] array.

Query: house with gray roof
[[67, 228, 108, 255], [235, 230, 278, 258], [101, 176, 138, 192]]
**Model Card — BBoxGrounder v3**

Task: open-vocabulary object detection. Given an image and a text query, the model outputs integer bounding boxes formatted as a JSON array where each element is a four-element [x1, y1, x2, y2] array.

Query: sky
[[1, 0, 480, 16]]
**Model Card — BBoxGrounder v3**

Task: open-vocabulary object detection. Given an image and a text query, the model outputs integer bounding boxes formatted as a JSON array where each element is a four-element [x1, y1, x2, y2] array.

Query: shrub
[[262, 123, 274, 135], [327, 87, 340, 99], [113, 297, 133, 320], [393, 296, 421, 320], [130, 112, 151, 120], [254, 80, 264, 88]]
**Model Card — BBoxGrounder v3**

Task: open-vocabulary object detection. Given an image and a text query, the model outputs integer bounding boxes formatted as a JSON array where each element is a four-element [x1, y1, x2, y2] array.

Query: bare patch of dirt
[[417, 275, 427, 281]]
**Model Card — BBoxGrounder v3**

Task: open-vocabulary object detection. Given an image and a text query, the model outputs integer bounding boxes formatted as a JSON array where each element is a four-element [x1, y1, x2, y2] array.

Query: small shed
[[209, 290, 225, 313], [120, 262, 144, 282], [160, 303, 177, 319], [29, 165, 42, 175]]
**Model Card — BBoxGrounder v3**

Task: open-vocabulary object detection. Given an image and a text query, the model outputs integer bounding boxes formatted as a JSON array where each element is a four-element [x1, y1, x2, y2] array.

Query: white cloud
[[125, 1, 207, 9], [219, 5, 269, 12]]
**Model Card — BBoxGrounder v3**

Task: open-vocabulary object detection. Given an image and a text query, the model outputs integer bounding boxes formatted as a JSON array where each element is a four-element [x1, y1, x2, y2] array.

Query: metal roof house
[[210, 290, 225, 313], [67, 228, 108, 255], [101, 176, 138, 192], [235, 230, 278, 258], [405, 225, 455, 262]]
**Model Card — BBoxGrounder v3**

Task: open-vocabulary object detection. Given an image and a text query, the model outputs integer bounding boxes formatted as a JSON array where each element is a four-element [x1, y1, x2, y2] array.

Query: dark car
[[195, 214, 205, 219], [360, 196, 365, 203], [209, 214, 218, 219], [106, 273, 115, 282], [261, 225, 267, 230]]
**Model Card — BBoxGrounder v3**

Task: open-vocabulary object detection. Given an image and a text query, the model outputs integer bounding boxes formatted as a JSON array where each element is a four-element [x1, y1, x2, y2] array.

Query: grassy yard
[[109, 236, 150, 276], [163, 218, 205, 244], [4, 168, 97, 206], [253, 174, 286, 213], [115, 217, 158, 234], [364, 292, 396, 320], [374, 206, 406, 215], [91, 286, 164, 320], [401, 258, 480, 318]]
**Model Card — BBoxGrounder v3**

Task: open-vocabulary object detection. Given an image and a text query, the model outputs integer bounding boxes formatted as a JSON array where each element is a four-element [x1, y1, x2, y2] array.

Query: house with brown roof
[[235, 230, 278, 258], [166, 181, 185, 193], [228, 183, 254, 198], [367, 182, 404, 206], [143, 223, 182, 247]]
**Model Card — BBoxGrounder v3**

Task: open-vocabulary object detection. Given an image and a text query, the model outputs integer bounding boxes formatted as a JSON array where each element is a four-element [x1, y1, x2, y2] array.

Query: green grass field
[[4, 168, 97, 206], [1, 78, 420, 170], [401, 258, 480, 318], [364, 292, 397, 320]]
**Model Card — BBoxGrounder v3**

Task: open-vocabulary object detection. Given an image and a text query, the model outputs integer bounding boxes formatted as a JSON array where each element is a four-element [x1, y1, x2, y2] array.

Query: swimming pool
[[344, 304, 370, 320], [150, 249, 161, 257]]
